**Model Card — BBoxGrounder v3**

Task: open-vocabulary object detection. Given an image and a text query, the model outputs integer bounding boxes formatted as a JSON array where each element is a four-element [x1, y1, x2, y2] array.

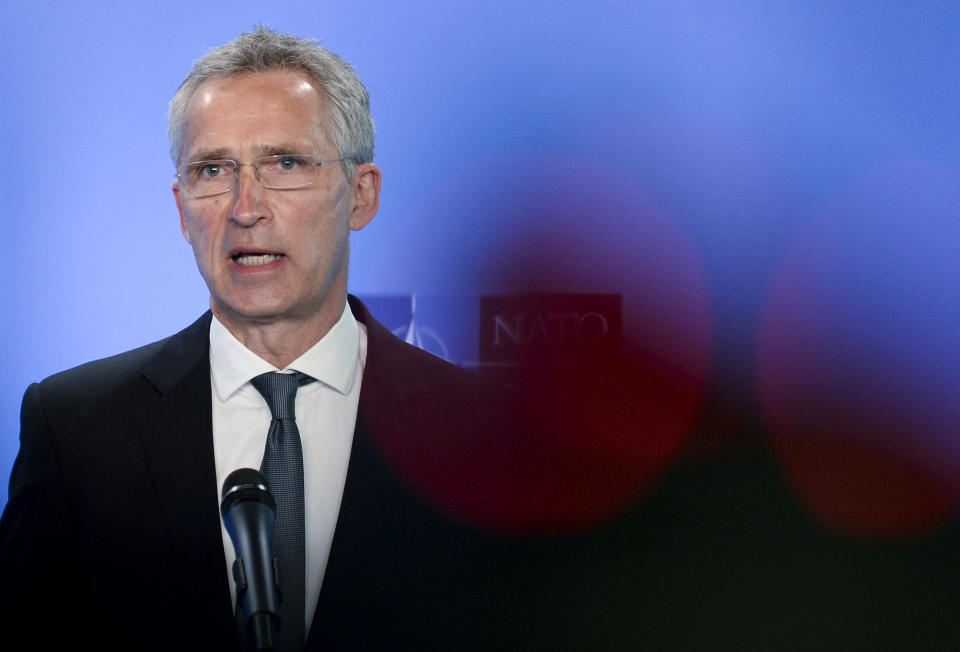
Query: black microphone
[[221, 468, 281, 652]]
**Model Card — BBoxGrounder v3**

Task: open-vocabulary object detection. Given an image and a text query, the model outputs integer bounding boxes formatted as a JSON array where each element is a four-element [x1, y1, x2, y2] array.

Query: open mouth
[[232, 252, 285, 266]]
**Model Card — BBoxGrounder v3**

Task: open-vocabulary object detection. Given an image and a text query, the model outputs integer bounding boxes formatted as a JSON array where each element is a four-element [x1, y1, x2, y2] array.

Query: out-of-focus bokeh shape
[[757, 160, 960, 537], [367, 154, 713, 534]]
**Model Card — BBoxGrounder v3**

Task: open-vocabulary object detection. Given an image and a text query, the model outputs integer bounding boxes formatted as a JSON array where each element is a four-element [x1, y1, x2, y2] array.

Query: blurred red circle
[[757, 161, 960, 538], [370, 153, 713, 534]]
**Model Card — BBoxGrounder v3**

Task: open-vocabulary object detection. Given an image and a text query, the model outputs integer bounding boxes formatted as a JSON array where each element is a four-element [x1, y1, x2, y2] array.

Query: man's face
[[173, 69, 379, 333]]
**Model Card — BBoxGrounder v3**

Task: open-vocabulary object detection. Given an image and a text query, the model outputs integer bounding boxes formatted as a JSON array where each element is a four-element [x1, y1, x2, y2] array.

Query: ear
[[349, 163, 381, 231], [173, 179, 193, 244]]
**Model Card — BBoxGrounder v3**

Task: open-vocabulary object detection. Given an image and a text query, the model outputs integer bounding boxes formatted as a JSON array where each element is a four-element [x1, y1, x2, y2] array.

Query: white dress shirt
[[208, 302, 367, 632]]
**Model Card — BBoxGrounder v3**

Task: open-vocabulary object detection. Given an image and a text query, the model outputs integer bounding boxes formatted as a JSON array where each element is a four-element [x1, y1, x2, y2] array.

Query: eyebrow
[[186, 143, 313, 163], [253, 143, 311, 157], [186, 147, 232, 163]]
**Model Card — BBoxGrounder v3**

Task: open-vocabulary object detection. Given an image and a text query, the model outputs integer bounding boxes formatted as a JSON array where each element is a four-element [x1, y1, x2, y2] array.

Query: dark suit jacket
[[0, 297, 528, 651]]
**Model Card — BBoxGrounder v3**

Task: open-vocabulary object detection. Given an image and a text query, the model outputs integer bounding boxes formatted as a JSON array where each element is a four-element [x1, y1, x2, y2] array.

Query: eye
[[199, 163, 224, 178], [276, 155, 302, 171], [188, 161, 229, 181]]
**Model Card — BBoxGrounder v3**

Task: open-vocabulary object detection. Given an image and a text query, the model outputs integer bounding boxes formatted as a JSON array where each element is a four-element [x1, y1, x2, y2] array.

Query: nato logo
[[391, 294, 450, 361], [358, 294, 475, 366]]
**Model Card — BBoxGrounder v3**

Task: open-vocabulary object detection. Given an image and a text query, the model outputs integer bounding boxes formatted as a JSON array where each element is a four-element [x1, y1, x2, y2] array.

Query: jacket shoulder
[[38, 337, 169, 397], [31, 312, 212, 426], [350, 295, 511, 405]]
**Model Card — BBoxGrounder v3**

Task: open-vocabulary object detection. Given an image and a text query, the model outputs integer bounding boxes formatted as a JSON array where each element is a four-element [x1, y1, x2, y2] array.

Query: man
[[0, 28, 523, 651]]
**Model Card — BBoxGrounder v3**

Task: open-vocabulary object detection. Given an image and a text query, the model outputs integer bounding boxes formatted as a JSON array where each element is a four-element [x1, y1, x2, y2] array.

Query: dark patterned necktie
[[251, 371, 314, 652]]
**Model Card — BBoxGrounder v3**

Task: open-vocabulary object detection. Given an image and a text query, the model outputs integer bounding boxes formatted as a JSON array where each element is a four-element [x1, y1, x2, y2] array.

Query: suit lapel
[[136, 313, 238, 642], [306, 297, 428, 647]]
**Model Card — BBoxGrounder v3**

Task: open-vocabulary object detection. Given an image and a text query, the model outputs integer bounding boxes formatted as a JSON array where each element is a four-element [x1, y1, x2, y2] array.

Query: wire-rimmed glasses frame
[[176, 154, 347, 198]]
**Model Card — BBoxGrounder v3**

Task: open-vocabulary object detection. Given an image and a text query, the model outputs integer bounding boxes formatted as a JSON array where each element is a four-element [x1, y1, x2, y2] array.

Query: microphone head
[[221, 468, 275, 515]]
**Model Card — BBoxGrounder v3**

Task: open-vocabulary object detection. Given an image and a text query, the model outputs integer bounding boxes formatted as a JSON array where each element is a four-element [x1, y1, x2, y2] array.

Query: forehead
[[181, 69, 330, 159]]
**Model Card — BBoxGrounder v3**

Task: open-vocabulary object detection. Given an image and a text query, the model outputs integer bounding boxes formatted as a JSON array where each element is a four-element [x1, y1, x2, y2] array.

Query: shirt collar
[[209, 302, 361, 401]]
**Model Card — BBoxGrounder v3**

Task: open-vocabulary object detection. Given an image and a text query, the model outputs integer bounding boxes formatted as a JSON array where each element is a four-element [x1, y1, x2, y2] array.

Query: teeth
[[235, 254, 281, 266]]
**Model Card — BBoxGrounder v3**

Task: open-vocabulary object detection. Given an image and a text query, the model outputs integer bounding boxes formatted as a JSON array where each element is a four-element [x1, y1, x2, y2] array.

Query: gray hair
[[168, 27, 374, 179]]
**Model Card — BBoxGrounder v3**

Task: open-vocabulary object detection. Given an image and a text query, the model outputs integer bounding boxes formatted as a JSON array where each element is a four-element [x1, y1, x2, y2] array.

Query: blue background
[[3, 1, 960, 537]]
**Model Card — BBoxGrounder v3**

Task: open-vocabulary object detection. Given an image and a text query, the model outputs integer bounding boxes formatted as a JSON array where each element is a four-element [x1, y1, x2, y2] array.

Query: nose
[[229, 163, 268, 227]]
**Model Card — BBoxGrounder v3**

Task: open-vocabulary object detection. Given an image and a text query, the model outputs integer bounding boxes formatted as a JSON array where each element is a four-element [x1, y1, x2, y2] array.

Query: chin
[[214, 296, 293, 324]]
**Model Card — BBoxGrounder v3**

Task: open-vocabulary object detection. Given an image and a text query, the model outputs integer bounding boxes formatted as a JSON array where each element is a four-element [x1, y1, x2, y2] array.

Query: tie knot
[[250, 371, 313, 420]]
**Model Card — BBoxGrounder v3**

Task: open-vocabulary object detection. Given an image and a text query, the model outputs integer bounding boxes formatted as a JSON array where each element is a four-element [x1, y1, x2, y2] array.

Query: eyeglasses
[[176, 154, 346, 198]]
